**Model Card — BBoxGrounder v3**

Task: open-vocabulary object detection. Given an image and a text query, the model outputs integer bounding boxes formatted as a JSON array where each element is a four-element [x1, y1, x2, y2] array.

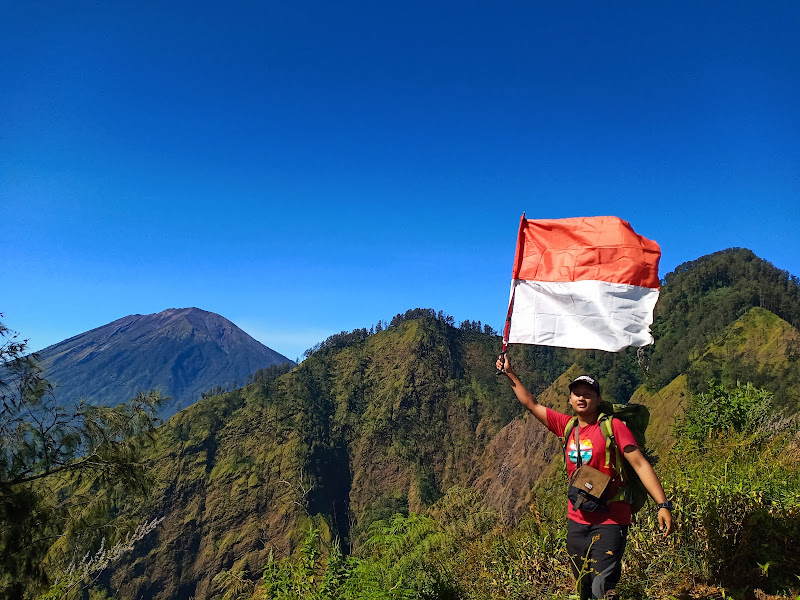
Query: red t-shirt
[[545, 407, 638, 525]]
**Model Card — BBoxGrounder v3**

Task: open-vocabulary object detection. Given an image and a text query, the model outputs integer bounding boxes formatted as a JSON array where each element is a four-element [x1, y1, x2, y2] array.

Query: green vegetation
[[649, 248, 800, 393], [12, 248, 800, 599], [232, 382, 800, 600], [622, 381, 800, 598], [249, 499, 570, 599], [674, 380, 772, 444], [0, 316, 163, 599], [686, 308, 800, 411]]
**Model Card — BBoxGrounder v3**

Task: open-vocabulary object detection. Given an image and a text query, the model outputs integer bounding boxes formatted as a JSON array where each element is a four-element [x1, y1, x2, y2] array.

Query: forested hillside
[[95, 313, 573, 599], [648, 248, 800, 390], [10, 248, 800, 600]]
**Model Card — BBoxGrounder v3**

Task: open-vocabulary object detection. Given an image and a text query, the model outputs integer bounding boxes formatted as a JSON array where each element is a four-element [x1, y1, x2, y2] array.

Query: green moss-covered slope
[[93, 249, 800, 599], [686, 307, 800, 410], [107, 317, 572, 599], [649, 248, 800, 390]]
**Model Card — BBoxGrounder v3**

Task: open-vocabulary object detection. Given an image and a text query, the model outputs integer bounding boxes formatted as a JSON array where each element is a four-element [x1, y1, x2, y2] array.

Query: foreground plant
[[38, 517, 163, 600], [0, 316, 164, 598], [622, 382, 800, 598]]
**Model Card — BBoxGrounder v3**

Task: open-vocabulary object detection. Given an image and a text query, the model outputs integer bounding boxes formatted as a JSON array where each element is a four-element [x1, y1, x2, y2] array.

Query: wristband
[[656, 501, 673, 511]]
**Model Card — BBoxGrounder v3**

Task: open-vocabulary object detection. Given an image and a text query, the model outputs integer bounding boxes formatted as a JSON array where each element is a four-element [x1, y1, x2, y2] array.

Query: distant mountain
[[37, 308, 293, 418]]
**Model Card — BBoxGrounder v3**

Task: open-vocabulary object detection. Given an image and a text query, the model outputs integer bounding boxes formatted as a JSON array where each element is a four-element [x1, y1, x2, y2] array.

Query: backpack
[[560, 401, 650, 514]]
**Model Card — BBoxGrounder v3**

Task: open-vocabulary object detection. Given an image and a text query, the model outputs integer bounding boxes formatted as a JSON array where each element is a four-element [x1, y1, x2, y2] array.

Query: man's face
[[569, 383, 601, 417]]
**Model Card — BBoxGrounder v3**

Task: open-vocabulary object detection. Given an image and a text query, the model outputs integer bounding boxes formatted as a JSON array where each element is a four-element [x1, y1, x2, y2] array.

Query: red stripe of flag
[[513, 216, 661, 288]]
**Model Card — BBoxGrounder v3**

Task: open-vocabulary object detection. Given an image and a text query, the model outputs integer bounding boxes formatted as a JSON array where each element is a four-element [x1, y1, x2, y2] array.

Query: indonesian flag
[[503, 214, 661, 352]]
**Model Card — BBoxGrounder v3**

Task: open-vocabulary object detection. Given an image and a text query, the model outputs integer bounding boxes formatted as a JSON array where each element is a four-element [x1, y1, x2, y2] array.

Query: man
[[496, 354, 673, 600]]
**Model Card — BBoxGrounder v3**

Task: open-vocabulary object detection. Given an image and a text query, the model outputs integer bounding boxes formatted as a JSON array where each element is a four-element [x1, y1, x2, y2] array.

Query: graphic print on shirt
[[567, 437, 593, 464]]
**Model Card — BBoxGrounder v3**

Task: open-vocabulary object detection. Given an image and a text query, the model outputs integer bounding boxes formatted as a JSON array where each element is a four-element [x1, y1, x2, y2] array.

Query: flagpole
[[497, 212, 527, 374]]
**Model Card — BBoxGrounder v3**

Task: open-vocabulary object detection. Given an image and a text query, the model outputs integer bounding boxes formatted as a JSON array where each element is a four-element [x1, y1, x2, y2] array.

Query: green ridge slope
[[74, 248, 800, 599], [686, 307, 800, 410], [106, 317, 572, 600]]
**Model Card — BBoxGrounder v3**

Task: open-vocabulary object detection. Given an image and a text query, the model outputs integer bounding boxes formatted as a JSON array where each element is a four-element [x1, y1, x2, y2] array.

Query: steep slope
[[37, 307, 292, 418], [685, 307, 800, 410], [103, 316, 573, 600], [469, 365, 581, 521], [648, 248, 800, 390], [629, 374, 689, 453]]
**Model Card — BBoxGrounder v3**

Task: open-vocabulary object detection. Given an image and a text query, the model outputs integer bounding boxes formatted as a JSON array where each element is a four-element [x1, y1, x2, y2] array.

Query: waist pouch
[[568, 465, 612, 512]]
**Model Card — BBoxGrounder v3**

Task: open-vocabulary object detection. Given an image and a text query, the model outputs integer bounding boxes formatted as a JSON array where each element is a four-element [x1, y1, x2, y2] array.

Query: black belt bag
[[567, 424, 612, 512]]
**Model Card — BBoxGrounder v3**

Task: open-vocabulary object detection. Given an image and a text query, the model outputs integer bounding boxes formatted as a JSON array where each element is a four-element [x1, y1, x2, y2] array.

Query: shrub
[[675, 380, 772, 445], [623, 382, 800, 598]]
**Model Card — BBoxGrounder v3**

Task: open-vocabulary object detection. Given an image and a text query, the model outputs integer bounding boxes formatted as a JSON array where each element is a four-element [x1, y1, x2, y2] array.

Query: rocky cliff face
[[468, 366, 580, 521], [103, 317, 568, 600], [37, 307, 292, 418]]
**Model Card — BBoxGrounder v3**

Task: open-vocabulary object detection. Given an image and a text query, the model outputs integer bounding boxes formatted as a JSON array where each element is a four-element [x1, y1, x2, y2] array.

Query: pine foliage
[[0, 317, 163, 599]]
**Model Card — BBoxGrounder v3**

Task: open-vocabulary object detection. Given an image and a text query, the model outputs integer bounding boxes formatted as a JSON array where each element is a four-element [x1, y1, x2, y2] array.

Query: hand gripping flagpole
[[496, 212, 528, 375]]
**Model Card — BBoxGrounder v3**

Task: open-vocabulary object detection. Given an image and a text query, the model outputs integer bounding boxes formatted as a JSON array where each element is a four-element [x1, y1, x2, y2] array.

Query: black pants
[[566, 521, 628, 600]]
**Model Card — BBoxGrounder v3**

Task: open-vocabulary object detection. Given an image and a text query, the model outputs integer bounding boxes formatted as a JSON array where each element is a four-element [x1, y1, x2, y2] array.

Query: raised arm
[[496, 354, 548, 427]]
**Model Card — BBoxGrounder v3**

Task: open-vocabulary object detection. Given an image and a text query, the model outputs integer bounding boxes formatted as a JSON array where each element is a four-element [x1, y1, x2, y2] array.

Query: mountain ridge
[[37, 307, 293, 418], [32, 248, 800, 599], [104, 302, 800, 599]]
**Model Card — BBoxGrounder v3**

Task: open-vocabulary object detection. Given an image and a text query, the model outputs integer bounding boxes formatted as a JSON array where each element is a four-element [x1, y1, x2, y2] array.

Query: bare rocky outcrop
[[470, 367, 579, 521]]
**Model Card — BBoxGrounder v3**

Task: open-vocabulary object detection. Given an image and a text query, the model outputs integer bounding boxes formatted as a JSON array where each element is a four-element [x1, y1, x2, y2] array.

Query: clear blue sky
[[2, 2, 799, 362]]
